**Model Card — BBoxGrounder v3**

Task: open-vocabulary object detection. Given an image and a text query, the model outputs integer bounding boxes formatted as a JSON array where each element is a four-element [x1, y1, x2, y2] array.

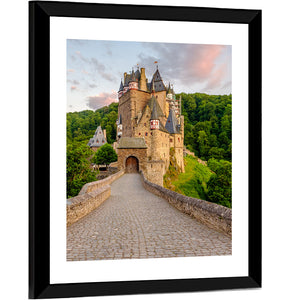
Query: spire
[[151, 68, 166, 91], [150, 98, 159, 120], [119, 79, 124, 91], [165, 108, 179, 134], [167, 82, 171, 94], [151, 79, 155, 93]]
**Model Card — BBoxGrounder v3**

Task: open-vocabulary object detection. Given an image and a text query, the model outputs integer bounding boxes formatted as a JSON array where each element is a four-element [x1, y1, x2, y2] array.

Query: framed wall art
[[29, 1, 261, 298]]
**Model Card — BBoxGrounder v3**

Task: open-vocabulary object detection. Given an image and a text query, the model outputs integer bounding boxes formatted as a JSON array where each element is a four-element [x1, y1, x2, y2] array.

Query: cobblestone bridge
[[67, 174, 231, 261]]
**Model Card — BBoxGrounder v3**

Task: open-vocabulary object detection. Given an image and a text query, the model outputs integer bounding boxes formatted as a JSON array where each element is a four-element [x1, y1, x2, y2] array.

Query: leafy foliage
[[67, 102, 118, 144], [179, 93, 232, 161], [93, 144, 117, 167], [67, 141, 97, 198], [206, 158, 232, 208]]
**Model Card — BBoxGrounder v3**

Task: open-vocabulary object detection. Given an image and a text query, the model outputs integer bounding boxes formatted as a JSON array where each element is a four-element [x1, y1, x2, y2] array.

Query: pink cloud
[[185, 45, 225, 80], [86, 91, 118, 110], [204, 62, 227, 91], [70, 86, 77, 91]]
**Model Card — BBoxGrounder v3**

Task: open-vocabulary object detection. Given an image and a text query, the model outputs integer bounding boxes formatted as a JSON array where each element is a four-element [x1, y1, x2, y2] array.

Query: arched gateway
[[125, 156, 139, 173]]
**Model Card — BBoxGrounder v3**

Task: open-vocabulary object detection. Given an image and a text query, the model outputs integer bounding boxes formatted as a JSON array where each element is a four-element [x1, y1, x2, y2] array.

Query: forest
[[67, 93, 232, 208]]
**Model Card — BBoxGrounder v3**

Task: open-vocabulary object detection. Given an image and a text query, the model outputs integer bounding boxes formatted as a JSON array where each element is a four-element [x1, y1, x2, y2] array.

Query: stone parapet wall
[[140, 171, 232, 237], [66, 170, 125, 226], [79, 170, 125, 194], [67, 185, 111, 227]]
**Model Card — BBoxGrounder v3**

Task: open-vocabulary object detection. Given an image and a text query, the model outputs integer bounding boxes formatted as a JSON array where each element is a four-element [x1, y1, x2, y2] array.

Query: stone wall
[[66, 170, 125, 226], [79, 169, 125, 194], [140, 171, 232, 237], [117, 148, 147, 174]]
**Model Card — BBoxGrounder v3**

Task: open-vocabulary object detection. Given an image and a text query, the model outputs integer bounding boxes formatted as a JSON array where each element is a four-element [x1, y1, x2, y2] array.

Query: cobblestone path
[[67, 174, 231, 261]]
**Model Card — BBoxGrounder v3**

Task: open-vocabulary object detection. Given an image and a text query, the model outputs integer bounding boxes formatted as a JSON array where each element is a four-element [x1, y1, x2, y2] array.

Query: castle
[[116, 65, 185, 186]]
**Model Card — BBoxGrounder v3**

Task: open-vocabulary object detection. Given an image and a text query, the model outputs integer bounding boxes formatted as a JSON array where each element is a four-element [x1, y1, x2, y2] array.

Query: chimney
[[124, 72, 127, 84], [139, 68, 147, 91]]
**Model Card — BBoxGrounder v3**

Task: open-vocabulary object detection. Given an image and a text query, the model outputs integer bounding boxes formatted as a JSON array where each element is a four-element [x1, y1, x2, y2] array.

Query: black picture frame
[[29, 1, 261, 298]]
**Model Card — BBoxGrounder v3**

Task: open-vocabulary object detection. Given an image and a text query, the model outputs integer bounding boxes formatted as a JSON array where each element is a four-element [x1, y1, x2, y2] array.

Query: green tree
[[93, 144, 117, 169], [67, 141, 97, 198], [206, 159, 232, 208]]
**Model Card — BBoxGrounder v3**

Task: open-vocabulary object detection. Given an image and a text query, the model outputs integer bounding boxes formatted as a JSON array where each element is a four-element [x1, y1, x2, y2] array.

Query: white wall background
[[1, 0, 299, 299]]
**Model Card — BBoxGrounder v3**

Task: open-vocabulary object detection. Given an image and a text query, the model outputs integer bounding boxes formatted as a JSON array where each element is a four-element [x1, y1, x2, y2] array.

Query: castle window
[[178, 138, 180, 142], [144, 123, 146, 126], [139, 132, 141, 135], [151, 132, 153, 135], [145, 132, 148, 136], [170, 139, 173, 142]]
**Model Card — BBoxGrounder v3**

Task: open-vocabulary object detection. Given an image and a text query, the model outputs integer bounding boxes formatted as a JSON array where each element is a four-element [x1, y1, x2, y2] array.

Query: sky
[[67, 39, 231, 112]]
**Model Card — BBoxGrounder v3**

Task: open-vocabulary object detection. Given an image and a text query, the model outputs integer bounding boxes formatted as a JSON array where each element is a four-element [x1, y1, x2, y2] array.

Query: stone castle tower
[[116, 65, 184, 186]]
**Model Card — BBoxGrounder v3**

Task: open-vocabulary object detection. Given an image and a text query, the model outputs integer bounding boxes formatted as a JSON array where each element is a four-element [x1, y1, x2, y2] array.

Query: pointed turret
[[150, 98, 159, 121], [118, 80, 124, 98], [151, 68, 166, 92], [119, 80, 124, 91], [150, 98, 160, 130], [165, 108, 179, 134]]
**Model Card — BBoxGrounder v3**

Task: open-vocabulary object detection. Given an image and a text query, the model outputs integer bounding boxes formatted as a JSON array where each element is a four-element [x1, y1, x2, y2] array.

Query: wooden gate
[[125, 156, 139, 173]]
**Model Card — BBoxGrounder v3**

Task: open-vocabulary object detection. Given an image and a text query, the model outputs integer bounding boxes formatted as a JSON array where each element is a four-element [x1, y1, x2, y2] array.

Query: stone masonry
[[67, 174, 231, 261]]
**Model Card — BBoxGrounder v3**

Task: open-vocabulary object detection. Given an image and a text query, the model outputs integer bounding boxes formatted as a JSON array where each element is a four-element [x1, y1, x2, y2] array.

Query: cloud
[[74, 52, 116, 82], [67, 69, 75, 73], [68, 79, 80, 85], [86, 91, 118, 110], [70, 86, 77, 91], [89, 83, 97, 89], [137, 43, 231, 93], [204, 62, 227, 91]]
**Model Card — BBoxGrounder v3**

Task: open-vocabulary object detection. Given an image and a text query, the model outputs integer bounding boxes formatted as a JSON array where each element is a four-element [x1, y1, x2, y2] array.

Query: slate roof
[[87, 125, 107, 147], [129, 69, 138, 82], [150, 97, 159, 120], [135, 69, 141, 80], [117, 137, 148, 149], [119, 80, 124, 91], [165, 109, 179, 134], [150, 69, 166, 92], [148, 96, 164, 118]]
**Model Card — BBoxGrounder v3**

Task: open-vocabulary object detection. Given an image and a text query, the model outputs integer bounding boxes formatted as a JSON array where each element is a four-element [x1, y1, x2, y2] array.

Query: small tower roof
[[165, 109, 179, 134], [167, 82, 174, 94], [135, 69, 141, 79], [129, 69, 138, 82], [151, 68, 166, 92], [150, 98, 159, 120], [119, 80, 124, 91], [87, 125, 107, 147], [148, 96, 164, 118]]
